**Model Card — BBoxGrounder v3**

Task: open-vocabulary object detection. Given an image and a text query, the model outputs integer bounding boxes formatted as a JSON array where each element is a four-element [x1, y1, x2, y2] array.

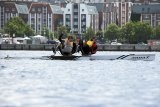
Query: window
[[32, 8, 35, 12], [31, 13, 35, 18], [38, 25, 41, 30], [74, 9, 78, 12], [43, 7, 47, 11], [38, 8, 41, 12], [37, 13, 41, 18], [74, 15, 78, 18], [6, 8, 9, 11], [122, 18, 125, 23], [49, 18, 51, 21], [147, 8, 150, 13], [122, 11, 125, 16], [157, 14, 160, 19], [66, 22, 70, 26], [68, 9, 70, 11], [74, 22, 78, 25], [38, 18, 41, 22], [122, 5, 125, 11], [12, 8, 15, 12], [48, 14, 51, 17], [31, 19, 35, 24], [82, 9, 84, 12], [144, 14, 149, 19], [12, 13, 16, 17]]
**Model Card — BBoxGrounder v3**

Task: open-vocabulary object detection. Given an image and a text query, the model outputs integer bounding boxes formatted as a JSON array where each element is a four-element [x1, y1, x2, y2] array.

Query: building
[[0, 2, 5, 29], [132, 0, 160, 4], [63, 3, 98, 34], [116, 0, 132, 27], [132, 4, 160, 27], [88, 3, 106, 31], [0, 2, 29, 30], [28, 3, 63, 34], [105, 0, 132, 27]]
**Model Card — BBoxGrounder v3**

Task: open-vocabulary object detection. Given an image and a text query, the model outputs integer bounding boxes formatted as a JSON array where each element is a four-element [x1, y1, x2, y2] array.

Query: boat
[[48, 54, 155, 61], [89, 54, 155, 61], [49, 55, 81, 60]]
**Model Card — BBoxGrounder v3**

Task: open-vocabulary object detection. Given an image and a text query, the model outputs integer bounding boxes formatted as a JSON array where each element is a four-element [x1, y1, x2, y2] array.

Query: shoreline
[[0, 44, 160, 51]]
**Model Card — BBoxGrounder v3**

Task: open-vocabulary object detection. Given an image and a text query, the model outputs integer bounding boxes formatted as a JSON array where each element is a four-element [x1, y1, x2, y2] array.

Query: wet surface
[[0, 51, 160, 107]]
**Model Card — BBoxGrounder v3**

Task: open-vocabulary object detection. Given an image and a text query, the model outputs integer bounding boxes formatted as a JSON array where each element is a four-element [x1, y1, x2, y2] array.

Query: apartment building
[[0, 2, 5, 29], [105, 0, 132, 27], [132, 0, 160, 27], [132, 4, 160, 27], [29, 3, 63, 34], [63, 3, 99, 34], [0, 2, 29, 29]]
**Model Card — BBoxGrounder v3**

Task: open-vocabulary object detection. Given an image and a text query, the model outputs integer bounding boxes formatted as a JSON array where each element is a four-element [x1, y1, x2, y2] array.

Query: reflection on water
[[0, 51, 160, 107]]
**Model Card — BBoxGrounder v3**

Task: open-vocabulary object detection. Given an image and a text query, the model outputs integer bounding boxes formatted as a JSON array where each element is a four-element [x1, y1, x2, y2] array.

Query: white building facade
[[63, 3, 99, 34]]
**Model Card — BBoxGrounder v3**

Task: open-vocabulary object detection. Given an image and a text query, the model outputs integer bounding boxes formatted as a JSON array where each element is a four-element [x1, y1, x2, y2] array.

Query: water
[[0, 50, 160, 107]]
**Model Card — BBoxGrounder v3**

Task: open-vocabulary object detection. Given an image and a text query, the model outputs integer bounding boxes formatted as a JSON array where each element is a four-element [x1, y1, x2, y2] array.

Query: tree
[[104, 23, 120, 41], [153, 25, 160, 39], [0, 29, 5, 37], [57, 25, 68, 35], [83, 27, 95, 40], [0, 29, 5, 34], [96, 30, 106, 43], [24, 24, 35, 37], [4, 17, 34, 37], [121, 22, 153, 44], [134, 22, 153, 43], [96, 30, 103, 38], [41, 26, 50, 39], [121, 22, 136, 43]]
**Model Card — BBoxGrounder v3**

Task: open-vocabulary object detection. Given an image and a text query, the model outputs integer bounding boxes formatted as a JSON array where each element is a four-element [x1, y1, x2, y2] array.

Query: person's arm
[[58, 33, 63, 42]]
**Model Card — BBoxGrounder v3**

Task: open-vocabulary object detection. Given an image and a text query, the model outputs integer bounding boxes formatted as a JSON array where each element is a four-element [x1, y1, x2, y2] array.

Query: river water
[[0, 50, 160, 107]]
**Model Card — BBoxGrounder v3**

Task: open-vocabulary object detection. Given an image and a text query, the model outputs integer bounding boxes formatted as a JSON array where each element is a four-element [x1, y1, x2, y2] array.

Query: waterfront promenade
[[0, 44, 160, 51]]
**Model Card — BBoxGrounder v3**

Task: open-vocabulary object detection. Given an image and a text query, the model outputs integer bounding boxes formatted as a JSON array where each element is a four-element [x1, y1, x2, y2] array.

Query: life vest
[[87, 40, 94, 47], [91, 42, 97, 54], [70, 42, 73, 47]]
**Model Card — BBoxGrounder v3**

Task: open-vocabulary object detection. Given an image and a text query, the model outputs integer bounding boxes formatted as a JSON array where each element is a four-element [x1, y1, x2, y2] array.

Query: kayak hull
[[49, 54, 155, 61]]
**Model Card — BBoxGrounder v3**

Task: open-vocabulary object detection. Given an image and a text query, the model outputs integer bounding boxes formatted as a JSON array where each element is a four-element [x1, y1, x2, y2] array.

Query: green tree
[[134, 22, 153, 43], [121, 22, 136, 43], [121, 22, 153, 44], [96, 30, 103, 38], [57, 25, 68, 35], [153, 25, 160, 39], [83, 27, 95, 40], [4, 17, 34, 37], [41, 27, 48, 37], [104, 23, 120, 41], [24, 24, 35, 36], [0, 29, 5, 37], [0, 29, 4, 34]]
